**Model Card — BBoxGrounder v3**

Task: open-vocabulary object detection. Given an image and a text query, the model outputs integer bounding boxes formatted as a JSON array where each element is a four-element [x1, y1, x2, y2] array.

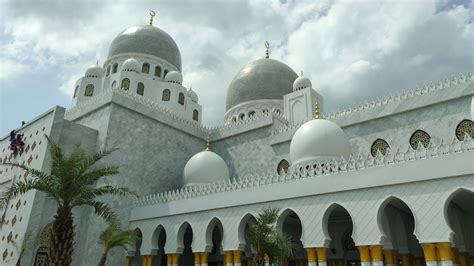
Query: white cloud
[[0, 0, 472, 127]]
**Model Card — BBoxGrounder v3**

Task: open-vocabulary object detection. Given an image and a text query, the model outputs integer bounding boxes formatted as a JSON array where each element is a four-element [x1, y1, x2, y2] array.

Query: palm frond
[[0, 179, 41, 209], [76, 148, 119, 176], [75, 200, 118, 223], [79, 166, 120, 185], [1, 162, 51, 180], [100, 222, 138, 251]]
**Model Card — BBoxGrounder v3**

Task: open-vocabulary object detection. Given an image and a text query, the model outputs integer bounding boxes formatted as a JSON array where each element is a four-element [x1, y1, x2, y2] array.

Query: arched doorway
[[132, 229, 143, 266], [206, 218, 224, 266], [34, 223, 52, 266], [323, 204, 359, 266], [278, 209, 305, 266], [151, 225, 166, 266], [445, 189, 474, 265], [238, 213, 257, 265], [177, 222, 193, 266], [378, 197, 423, 266]]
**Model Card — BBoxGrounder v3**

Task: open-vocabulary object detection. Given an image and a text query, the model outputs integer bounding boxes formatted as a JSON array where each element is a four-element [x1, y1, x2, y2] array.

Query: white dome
[[165, 70, 183, 84], [187, 88, 198, 103], [290, 119, 351, 165], [183, 150, 229, 187], [293, 75, 312, 91], [85, 65, 104, 78], [121, 58, 140, 73]]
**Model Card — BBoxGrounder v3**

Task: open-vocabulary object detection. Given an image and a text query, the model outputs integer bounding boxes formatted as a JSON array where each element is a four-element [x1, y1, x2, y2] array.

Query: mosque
[[0, 12, 473, 266]]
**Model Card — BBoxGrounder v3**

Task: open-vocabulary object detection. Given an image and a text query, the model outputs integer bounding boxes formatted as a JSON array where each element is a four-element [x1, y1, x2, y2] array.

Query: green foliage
[[99, 222, 138, 252], [246, 208, 293, 265], [0, 135, 135, 223]]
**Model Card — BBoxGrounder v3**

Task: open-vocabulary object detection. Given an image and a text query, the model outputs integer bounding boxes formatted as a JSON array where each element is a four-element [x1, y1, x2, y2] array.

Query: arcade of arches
[[124, 190, 473, 266]]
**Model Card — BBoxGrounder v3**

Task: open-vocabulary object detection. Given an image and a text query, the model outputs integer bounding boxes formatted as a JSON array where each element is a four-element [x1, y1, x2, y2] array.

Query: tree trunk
[[98, 252, 107, 266], [48, 204, 75, 266]]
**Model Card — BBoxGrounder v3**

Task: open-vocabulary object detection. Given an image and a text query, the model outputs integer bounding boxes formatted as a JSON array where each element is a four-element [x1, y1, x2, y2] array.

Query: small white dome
[[121, 58, 140, 73], [187, 88, 198, 103], [85, 65, 104, 78], [293, 75, 312, 91], [183, 150, 229, 187], [290, 119, 351, 165], [165, 70, 183, 84]]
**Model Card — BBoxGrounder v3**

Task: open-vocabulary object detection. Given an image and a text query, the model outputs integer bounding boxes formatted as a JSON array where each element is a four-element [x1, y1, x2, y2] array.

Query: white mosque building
[[0, 14, 473, 266]]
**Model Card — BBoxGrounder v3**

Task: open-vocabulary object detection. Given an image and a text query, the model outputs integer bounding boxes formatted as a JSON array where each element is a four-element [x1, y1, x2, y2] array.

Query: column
[[142, 255, 153, 266], [316, 247, 328, 266], [264, 254, 270, 266], [306, 248, 317, 266], [201, 253, 209, 266], [437, 243, 454, 266], [194, 252, 201, 266], [458, 252, 468, 266], [234, 251, 242, 266], [358, 246, 371, 266], [422, 243, 438, 266], [401, 254, 411, 266], [452, 248, 460, 266], [370, 246, 383, 266], [225, 251, 234, 266], [167, 254, 173, 266], [125, 256, 132, 266], [384, 250, 397, 266], [169, 254, 179, 266]]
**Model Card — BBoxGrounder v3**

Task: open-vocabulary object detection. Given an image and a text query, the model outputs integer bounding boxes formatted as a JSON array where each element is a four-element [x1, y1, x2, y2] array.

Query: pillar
[[401, 254, 411, 266], [422, 243, 438, 266], [194, 252, 201, 266], [384, 250, 397, 266], [125, 256, 132, 266], [458, 252, 468, 266], [201, 253, 209, 266], [370, 246, 383, 266], [452, 248, 460, 266], [316, 247, 328, 266], [234, 251, 242, 266], [167, 254, 179, 266], [142, 255, 153, 266], [264, 254, 270, 266], [167, 254, 173, 266], [437, 243, 454, 266], [225, 251, 234, 266], [358, 246, 371, 266], [306, 248, 317, 266]]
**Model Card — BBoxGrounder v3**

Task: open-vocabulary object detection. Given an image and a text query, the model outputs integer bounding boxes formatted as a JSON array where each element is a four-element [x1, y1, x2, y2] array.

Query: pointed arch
[[177, 221, 193, 249], [376, 196, 416, 239], [151, 224, 166, 251], [322, 203, 354, 241], [205, 217, 224, 250], [276, 208, 302, 235]]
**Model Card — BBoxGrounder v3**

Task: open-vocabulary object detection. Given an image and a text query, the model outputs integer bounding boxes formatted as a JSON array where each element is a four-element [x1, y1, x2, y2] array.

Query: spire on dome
[[265, 41, 270, 58], [314, 102, 320, 119], [149, 10, 156, 25], [205, 136, 211, 151]]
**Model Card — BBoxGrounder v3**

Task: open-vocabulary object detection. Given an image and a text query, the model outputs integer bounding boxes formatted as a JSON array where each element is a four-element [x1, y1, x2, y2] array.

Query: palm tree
[[98, 222, 138, 266], [0, 136, 134, 266], [246, 208, 293, 266]]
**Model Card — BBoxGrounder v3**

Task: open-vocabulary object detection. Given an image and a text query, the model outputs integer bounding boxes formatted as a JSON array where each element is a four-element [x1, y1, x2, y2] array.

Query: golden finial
[[149, 10, 156, 25], [205, 136, 211, 151], [265, 41, 270, 58], [314, 102, 320, 119]]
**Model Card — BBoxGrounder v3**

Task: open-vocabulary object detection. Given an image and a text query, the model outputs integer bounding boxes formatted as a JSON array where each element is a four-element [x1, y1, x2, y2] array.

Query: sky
[[0, 0, 472, 135]]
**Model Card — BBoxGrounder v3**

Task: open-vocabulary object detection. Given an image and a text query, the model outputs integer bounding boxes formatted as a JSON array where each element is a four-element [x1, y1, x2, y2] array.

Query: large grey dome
[[226, 58, 297, 110], [108, 25, 182, 71]]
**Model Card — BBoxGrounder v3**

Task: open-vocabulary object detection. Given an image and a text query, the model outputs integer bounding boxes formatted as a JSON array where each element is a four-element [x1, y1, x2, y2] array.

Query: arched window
[[248, 111, 256, 118], [178, 92, 185, 105], [155, 66, 162, 77], [164, 69, 169, 78], [84, 84, 94, 96], [111, 80, 116, 89], [106, 66, 111, 77], [137, 82, 145, 96], [121, 78, 130, 91], [277, 159, 290, 174], [162, 89, 170, 101], [73, 86, 79, 98], [239, 113, 245, 120], [455, 119, 474, 141], [142, 63, 150, 74], [193, 110, 199, 121], [409, 130, 431, 149], [370, 138, 390, 157], [112, 63, 118, 74]]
